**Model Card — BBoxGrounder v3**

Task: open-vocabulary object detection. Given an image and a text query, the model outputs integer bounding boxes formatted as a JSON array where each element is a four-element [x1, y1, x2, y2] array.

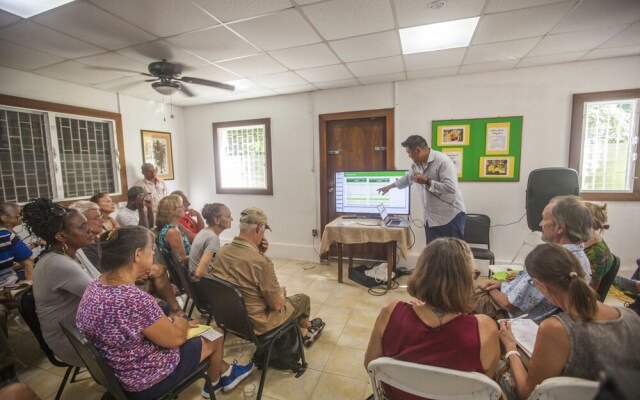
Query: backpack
[[252, 329, 303, 373]]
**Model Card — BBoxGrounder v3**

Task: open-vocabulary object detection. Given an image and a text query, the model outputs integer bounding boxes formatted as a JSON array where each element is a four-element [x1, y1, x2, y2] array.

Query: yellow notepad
[[187, 324, 213, 339]]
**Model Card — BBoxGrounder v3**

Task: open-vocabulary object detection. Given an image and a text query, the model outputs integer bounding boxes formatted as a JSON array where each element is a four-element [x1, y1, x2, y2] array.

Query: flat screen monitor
[[335, 171, 410, 215]]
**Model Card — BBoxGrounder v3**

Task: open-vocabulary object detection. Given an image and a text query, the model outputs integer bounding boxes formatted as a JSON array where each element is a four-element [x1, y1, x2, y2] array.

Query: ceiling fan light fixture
[[152, 81, 180, 96]]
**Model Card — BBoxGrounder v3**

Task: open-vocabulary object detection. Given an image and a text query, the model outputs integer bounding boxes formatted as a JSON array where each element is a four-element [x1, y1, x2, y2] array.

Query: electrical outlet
[[311, 229, 318, 237]]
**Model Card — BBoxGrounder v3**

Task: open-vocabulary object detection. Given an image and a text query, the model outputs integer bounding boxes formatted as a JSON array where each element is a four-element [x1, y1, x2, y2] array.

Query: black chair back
[[200, 276, 258, 343], [174, 259, 212, 322], [597, 254, 621, 301], [464, 214, 491, 247], [59, 320, 129, 400]]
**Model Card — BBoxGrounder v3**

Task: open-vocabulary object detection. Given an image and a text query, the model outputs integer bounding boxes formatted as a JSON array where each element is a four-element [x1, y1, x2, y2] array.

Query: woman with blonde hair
[[364, 238, 500, 400], [189, 203, 232, 278], [582, 201, 614, 291], [498, 243, 640, 400], [156, 195, 190, 264]]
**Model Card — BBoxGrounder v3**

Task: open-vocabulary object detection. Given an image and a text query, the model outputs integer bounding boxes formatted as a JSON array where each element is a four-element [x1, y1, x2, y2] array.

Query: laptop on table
[[377, 204, 410, 228]]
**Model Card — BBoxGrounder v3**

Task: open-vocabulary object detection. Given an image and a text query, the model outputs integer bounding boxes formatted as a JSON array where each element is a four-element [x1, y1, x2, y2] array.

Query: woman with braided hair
[[21, 198, 98, 366], [498, 243, 640, 400]]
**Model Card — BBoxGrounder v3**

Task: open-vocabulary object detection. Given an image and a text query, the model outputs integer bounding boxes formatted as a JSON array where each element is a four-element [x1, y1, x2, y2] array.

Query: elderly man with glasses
[[473, 196, 592, 322]]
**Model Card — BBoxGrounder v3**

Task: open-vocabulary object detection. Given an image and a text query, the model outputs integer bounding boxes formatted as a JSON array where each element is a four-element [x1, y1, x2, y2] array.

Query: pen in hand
[[509, 313, 529, 322]]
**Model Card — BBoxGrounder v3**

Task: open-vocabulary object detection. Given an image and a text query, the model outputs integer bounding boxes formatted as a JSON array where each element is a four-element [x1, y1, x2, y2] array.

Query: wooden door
[[319, 109, 394, 260]]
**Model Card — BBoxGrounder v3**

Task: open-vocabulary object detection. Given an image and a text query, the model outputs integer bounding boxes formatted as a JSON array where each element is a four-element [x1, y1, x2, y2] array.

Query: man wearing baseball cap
[[212, 207, 325, 348], [115, 186, 154, 228]]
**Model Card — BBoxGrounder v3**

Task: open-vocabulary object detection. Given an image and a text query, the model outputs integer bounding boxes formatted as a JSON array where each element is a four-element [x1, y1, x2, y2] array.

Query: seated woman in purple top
[[76, 226, 253, 400]]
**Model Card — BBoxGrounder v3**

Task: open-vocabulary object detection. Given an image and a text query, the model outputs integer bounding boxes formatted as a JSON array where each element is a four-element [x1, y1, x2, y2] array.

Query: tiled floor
[[7, 258, 415, 400]]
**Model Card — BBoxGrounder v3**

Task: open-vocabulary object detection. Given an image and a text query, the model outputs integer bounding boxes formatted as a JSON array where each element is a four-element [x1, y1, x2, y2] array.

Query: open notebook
[[499, 318, 539, 357]]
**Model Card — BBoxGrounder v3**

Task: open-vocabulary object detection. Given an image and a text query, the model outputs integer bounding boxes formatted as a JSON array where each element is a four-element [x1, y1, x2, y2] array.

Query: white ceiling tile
[[35, 60, 129, 84], [0, 39, 63, 70], [0, 21, 104, 59], [406, 67, 459, 80], [347, 56, 404, 77], [295, 64, 353, 82], [225, 78, 271, 94], [183, 64, 240, 83], [92, 75, 151, 94], [552, 0, 640, 34], [459, 59, 519, 74], [88, 0, 218, 37], [33, 2, 156, 50], [485, 0, 570, 14], [217, 54, 287, 77], [464, 37, 540, 64], [75, 52, 149, 76], [0, 9, 20, 27], [116, 40, 206, 67], [173, 93, 242, 106], [472, 1, 575, 44], [192, 0, 292, 23], [517, 51, 587, 68], [294, 0, 324, 5], [302, 0, 394, 41], [394, 0, 485, 29], [166, 26, 257, 63], [314, 78, 360, 89], [250, 71, 308, 89], [529, 25, 626, 57], [274, 84, 317, 94], [404, 48, 466, 71], [268, 43, 340, 70], [358, 72, 406, 85], [329, 30, 401, 63], [580, 45, 640, 61], [600, 22, 640, 48], [230, 9, 321, 51], [237, 90, 280, 100]]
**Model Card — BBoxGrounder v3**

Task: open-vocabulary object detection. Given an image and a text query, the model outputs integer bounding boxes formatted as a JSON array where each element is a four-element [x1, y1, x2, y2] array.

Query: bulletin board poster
[[432, 116, 522, 181]]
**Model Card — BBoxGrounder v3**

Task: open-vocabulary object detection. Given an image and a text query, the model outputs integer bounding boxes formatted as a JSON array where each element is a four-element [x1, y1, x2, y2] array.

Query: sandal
[[303, 318, 325, 347]]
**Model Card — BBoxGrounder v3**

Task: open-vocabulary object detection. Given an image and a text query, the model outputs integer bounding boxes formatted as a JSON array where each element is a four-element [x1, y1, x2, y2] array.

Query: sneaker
[[221, 360, 254, 392], [303, 318, 326, 347], [201, 379, 223, 399]]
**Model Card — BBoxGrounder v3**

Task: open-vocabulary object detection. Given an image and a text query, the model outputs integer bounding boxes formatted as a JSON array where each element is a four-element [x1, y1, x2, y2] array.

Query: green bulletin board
[[431, 116, 522, 181]]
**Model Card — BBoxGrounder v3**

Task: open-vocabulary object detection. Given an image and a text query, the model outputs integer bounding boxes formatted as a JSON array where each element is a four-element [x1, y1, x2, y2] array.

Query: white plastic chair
[[367, 357, 503, 399], [527, 377, 599, 400]]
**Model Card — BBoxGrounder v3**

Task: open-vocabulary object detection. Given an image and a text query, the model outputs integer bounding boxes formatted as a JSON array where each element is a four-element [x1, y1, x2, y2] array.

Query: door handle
[[329, 187, 334, 193], [328, 150, 341, 155], [374, 146, 387, 152]]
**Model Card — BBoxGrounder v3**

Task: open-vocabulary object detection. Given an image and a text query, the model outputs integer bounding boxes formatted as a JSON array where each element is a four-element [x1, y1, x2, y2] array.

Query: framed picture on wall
[[141, 130, 174, 180], [437, 124, 470, 146], [479, 156, 515, 179]]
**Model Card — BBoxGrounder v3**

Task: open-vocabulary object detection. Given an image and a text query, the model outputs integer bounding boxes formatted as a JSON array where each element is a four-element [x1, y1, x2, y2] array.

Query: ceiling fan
[[144, 59, 234, 96]]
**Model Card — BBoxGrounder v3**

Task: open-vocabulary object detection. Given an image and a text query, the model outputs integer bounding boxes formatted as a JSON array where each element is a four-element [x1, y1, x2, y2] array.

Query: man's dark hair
[[401, 135, 429, 149]]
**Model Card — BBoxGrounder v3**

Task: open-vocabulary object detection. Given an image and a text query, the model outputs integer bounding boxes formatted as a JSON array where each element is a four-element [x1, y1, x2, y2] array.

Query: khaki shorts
[[283, 294, 311, 324]]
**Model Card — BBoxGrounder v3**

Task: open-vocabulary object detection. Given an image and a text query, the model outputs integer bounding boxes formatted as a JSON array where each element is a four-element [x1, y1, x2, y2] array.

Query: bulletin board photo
[[432, 116, 523, 181]]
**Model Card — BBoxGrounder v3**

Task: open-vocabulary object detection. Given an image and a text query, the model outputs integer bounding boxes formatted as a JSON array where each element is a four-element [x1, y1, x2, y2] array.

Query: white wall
[[184, 56, 640, 272], [0, 67, 187, 198]]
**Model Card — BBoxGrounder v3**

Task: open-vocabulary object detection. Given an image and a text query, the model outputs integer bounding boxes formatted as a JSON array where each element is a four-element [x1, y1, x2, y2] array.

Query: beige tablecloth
[[319, 217, 411, 260]]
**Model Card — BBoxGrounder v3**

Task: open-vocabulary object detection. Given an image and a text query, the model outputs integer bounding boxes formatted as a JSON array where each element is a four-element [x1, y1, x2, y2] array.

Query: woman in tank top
[[499, 243, 640, 400], [364, 238, 500, 400]]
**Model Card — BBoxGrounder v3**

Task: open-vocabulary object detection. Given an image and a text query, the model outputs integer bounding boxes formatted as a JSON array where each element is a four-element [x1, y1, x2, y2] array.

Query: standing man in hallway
[[378, 135, 466, 243], [135, 163, 168, 214]]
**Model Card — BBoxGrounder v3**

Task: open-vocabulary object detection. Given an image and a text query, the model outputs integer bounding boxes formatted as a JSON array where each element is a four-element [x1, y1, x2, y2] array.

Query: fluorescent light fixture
[[0, 0, 76, 18], [400, 17, 480, 55]]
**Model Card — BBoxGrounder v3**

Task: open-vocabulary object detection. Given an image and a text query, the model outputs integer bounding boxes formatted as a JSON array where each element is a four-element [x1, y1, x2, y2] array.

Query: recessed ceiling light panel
[[400, 17, 480, 55], [0, 0, 76, 18]]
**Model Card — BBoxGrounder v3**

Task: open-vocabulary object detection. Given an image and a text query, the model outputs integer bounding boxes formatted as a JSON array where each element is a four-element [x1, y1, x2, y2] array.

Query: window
[[0, 94, 127, 204], [212, 118, 273, 195], [569, 89, 640, 201]]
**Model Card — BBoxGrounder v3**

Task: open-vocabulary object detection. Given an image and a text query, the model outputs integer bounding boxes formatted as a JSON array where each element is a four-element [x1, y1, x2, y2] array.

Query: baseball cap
[[127, 186, 146, 198], [240, 207, 271, 231]]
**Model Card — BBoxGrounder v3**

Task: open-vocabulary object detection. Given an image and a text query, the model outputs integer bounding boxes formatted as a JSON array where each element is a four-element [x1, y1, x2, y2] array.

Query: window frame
[[569, 88, 640, 201], [211, 118, 273, 195], [0, 94, 128, 204]]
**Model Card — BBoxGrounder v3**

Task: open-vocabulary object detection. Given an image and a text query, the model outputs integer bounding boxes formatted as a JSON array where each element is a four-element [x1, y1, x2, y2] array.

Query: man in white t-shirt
[[116, 187, 154, 228], [135, 163, 168, 214]]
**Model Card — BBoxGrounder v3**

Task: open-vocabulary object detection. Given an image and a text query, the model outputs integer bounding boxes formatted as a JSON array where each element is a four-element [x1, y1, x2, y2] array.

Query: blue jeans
[[425, 212, 465, 244]]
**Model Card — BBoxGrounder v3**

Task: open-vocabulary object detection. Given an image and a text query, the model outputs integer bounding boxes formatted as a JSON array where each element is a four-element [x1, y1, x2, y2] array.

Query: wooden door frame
[[319, 108, 395, 234]]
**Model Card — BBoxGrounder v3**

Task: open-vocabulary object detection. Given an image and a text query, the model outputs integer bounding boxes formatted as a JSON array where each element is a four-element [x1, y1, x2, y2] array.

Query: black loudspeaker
[[526, 168, 579, 231]]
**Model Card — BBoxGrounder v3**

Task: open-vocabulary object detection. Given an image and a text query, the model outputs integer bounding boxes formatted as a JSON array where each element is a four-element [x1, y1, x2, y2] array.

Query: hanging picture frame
[[141, 130, 174, 180]]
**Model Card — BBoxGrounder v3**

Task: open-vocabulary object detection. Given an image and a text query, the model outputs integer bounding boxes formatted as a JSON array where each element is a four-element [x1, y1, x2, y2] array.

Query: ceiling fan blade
[[145, 78, 160, 82], [179, 76, 235, 91], [83, 65, 144, 75], [179, 83, 195, 97]]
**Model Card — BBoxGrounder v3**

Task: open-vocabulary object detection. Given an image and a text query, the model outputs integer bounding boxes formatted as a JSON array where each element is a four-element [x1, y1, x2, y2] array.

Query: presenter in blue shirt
[[377, 135, 466, 243]]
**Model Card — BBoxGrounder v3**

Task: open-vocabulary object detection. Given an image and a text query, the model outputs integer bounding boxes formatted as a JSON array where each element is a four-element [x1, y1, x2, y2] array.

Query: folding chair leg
[[70, 366, 81, 383], [205, 314, 213, 325], [187, 302, 195, 318], [54, 366, 73, 400]]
